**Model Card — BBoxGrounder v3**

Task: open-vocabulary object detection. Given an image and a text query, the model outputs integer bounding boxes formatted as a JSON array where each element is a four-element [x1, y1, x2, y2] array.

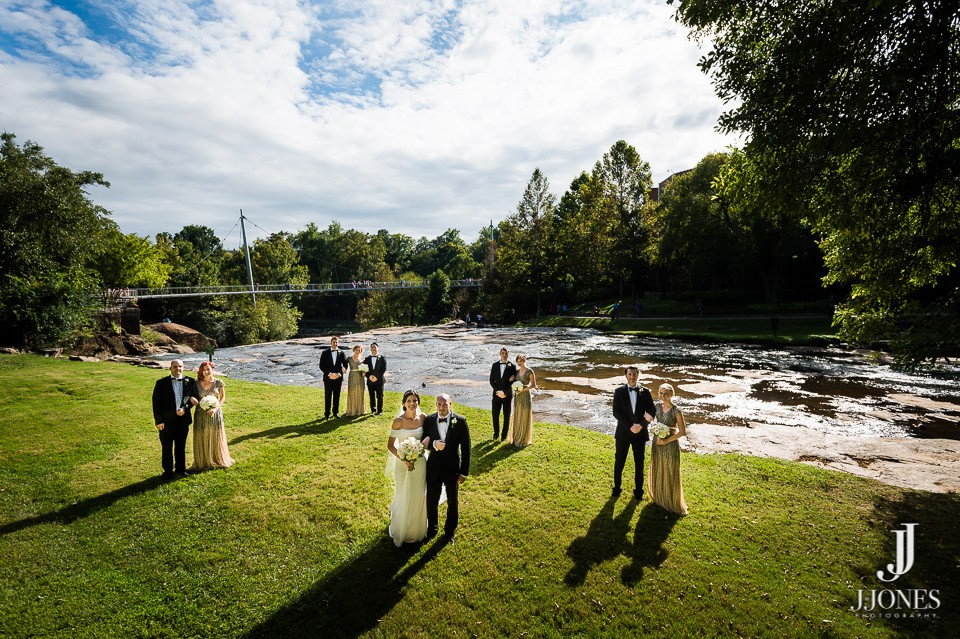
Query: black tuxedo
[[152, 375, 198, 474], [489, 359, 517, 439], [362, 353, 387, 413], [611, 384, 656, 496], [319, 346, 347, 417], [423, 411, 471, 538]]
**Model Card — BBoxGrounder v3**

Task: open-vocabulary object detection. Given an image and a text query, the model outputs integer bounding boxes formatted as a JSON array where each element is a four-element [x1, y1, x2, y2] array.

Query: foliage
[[90, 225, 172, 289], [355, 270, 428, 329], [671, 0, 960, 358], [0, 133, 110, 347], [423, 269, 452, 323]]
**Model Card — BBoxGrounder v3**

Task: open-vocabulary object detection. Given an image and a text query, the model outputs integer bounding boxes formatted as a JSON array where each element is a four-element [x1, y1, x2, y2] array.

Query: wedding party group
[[149, 339, 688, 548]]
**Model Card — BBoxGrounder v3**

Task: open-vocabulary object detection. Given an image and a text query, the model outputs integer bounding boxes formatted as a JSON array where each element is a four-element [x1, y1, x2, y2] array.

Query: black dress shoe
[[444, 534, 455, 545], [611, 487, 622, 497], [333, 413, 340, 419], [177, 471, 190, 478], [161, 472, 173, 481], [425, 530, 437, 541], [633, 490, 643, 501]]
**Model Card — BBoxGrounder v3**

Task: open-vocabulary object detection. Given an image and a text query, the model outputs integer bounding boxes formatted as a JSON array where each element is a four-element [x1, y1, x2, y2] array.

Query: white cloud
[[0, 0, 737, 246]]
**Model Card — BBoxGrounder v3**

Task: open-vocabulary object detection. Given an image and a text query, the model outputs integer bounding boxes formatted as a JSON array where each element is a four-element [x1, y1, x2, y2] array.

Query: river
[[158, 323, 960, 492]]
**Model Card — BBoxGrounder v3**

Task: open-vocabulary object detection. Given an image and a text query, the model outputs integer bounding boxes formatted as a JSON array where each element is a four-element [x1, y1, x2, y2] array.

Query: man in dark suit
[[423, 393, 471, 544], [363, 342, 387, 415], [152, 359, 198, 480], [489, 347, 517, 441], [611, 365, 656, 500], [319, 336, 346, 419]]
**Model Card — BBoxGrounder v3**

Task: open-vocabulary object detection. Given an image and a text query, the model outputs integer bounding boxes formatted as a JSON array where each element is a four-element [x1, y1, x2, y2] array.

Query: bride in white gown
[[386, 389, 431, 546]]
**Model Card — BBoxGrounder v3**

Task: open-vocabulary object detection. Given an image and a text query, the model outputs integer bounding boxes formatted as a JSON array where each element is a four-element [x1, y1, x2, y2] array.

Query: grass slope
[[0, 355, 956, 638]]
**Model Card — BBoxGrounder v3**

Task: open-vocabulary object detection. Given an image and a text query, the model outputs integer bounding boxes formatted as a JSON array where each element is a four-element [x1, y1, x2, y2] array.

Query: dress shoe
[[333, 413, 340, 419], [444, 534, 455, 545], [376, 410, 383, 415], [177, 471, 190, 478], [611, 486, 622, 497], [161, 472, 173, 482], [633, 490, 643, 501], [425, 530, 437, 541]]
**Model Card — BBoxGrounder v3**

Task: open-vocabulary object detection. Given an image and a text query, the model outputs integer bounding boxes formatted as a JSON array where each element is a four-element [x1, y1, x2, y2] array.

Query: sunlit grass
[[0, 354, 956, 638]]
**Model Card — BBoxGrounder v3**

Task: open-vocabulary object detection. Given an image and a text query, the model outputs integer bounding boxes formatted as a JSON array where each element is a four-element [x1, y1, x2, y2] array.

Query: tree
[[92, 226, 172, 289], [671, 0, 960, 360], [0, 133, 110, 347], [594, 141, 653, 295], [496, 168, 559, 314], [423, 270, 453, 323]]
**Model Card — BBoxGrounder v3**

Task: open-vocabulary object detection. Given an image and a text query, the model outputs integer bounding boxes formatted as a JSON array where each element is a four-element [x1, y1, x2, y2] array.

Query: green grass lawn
[[1, 355, 956, 638]]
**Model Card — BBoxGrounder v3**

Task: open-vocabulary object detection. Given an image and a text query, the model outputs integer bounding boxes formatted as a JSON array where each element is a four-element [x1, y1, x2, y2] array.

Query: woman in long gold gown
[[648, 383, 688, 515], [344, 345, 367, 417], [507, 354, 536, 448]]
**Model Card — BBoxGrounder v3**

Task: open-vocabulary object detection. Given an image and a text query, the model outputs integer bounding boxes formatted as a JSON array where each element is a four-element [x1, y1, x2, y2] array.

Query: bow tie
[[628, 386, 638, 393], [438, 417, 448, 423], [171, 376, 183, 381]]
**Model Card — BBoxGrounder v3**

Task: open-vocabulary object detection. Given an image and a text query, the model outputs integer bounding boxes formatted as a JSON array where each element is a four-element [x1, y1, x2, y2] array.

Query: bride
[[386, 389, 431, 546]]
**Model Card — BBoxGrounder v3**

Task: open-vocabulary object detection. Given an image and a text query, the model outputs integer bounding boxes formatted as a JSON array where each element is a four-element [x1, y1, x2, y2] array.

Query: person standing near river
[[319, 336, 346, 419], [489, 347, 516, 441], [363, 342, 387, 415], [611, 366, 655, 500]]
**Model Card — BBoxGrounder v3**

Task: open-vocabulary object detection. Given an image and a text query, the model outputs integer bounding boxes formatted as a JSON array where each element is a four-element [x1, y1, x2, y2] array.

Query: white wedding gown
[[388, 426, 428, 546]]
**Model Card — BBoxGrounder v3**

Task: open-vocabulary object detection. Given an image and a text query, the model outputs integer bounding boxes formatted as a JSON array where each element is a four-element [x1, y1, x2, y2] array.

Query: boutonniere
[[451, 417, 459, 427]]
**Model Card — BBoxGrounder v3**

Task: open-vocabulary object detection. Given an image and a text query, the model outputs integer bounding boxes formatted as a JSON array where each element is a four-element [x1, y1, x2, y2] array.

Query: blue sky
[[1, 0, 738, 246]]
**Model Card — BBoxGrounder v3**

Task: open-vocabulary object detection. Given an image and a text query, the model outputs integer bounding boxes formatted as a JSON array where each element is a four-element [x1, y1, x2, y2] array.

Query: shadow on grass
[[854, 490, 960, 636], [230, 417, 350, 445], [564, 497, 679, 587], [470, 439, 521, 476], [0, 476, 164, 536], [246, 534, 446, 639]]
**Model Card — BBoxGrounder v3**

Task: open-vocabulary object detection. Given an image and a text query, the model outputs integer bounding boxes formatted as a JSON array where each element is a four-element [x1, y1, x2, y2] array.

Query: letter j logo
[[877, 523, 917, 583]]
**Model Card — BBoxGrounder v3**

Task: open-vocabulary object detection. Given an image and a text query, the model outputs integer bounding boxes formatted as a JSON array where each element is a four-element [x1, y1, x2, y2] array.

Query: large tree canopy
[[0, 133, 111, 347], [671, 0, 960, 361]]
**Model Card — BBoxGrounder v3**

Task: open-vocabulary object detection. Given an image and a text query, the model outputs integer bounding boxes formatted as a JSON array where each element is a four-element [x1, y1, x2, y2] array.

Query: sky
[[1, 0, 738, 247]]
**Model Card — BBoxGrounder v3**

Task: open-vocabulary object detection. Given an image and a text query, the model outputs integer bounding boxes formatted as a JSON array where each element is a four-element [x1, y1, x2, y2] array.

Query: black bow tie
[[628, 386, 638, 393], [438, 417, 448, 423]]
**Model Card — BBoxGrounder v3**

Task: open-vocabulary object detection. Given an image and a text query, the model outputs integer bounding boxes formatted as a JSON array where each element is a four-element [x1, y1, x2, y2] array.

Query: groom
[[489, 347, 517, 441], [423, 393, 471, 544], [611, 366, 656, 500]]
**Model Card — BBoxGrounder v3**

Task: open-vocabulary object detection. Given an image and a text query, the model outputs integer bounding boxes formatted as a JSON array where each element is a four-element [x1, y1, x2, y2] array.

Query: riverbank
[[1, 354, 957, 637], [523, 313, 840, 347]]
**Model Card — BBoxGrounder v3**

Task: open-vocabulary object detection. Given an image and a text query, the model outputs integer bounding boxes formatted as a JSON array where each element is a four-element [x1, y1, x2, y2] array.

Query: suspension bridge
[[106, 278, 483, 301]]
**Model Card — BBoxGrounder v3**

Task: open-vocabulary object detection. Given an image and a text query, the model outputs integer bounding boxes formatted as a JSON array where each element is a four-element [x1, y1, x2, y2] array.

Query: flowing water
[[160, 324, 960, 441]]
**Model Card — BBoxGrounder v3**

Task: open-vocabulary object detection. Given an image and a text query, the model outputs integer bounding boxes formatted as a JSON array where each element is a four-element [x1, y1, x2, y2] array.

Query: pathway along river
[[161, 323, 960, 492]]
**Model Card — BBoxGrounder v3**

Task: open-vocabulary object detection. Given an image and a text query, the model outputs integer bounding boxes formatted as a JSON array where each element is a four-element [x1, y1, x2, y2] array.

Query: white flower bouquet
[[649, 421, 670, 439], [511, 381, 524, 393], [397, 436, 424, 468], [357, 363, 369, 373], [199, 395, 220, 411]]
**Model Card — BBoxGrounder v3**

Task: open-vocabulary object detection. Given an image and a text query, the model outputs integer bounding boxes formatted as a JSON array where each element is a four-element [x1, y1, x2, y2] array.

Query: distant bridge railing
[[107, 279, 482, 300]]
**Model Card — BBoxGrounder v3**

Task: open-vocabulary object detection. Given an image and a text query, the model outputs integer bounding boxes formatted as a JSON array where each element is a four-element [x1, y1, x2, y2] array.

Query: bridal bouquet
[[397, 437, 424, 467], [511, 381, 524, 393], [199, 395, 220, 411], [358, 363, 369, 373], [649, 421, 670, 439]]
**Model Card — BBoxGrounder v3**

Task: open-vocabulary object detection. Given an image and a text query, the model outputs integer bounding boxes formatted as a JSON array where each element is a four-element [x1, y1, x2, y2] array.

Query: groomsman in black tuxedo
[[423, 393, 471, 543], [489, 347, 517, 441], [611, 366, 656, 500], [363, 342, 387, 415], [319, 336, 346, 419], [152, 359, 198, 480]]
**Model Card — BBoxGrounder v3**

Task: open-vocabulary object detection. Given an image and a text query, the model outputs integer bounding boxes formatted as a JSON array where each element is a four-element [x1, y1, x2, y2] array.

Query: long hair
[[198, 361, 215, 380], [401, 389, 421, 408]]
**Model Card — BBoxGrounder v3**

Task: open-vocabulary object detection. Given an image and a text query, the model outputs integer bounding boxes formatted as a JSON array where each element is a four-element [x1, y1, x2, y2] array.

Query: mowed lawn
[[0, 355, 957, 638]]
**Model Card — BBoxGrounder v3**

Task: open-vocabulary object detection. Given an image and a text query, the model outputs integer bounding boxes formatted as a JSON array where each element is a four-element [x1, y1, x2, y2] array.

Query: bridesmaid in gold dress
[[344, 345, 367, 417], [649, 383, 688, 515], [507, 353, 536, 447], [190, 361, 234, 471]]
